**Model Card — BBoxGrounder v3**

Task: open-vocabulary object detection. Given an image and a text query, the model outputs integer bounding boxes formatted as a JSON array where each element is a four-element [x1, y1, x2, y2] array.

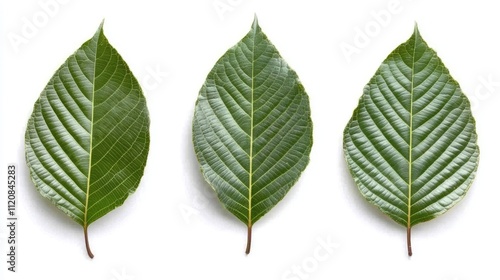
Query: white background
[[1, 0, 499, 279]]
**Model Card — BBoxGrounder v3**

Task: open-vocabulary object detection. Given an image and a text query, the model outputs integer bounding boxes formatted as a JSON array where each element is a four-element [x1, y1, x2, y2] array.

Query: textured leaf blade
[[25, 22, 150, 258], [193, 17, 313, 254], [343, 25, 479, 256]]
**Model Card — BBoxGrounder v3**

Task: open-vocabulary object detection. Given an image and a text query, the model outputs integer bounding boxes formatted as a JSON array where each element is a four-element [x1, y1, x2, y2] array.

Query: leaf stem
[[407, 226, 412, 256], [84, 226, 94, 259], [245, 225, 252, 254]]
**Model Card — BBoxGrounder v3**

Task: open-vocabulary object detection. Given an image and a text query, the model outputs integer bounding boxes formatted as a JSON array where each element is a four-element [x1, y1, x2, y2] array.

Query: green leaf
[[343, 25, 479, 256], [25, 22, 150, 258], [192, 17, 313, 254]]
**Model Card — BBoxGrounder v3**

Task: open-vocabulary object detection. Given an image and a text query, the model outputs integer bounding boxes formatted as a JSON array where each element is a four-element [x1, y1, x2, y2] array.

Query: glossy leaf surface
[[25, 23, 150, 258], [343, 26, 479, 256], [193, 17, 313, 254]]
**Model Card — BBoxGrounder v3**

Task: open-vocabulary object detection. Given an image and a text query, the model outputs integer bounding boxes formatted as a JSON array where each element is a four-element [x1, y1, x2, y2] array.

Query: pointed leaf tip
[[413, 22, 420, 38], [93, 20, 106, 41], [252, 15, 259, 30]]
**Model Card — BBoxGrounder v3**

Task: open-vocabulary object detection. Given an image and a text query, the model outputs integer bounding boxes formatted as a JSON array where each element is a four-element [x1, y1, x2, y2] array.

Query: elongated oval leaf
[[192, 17, 313, 254], [343, 25, 479, 256], [25, 22, 150, 258]]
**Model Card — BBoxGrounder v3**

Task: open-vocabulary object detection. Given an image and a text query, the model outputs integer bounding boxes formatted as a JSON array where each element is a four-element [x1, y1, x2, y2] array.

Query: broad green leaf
[[25, 22, 150, 258], [192, 17, 313, 254], [343, 25, 479, 256]]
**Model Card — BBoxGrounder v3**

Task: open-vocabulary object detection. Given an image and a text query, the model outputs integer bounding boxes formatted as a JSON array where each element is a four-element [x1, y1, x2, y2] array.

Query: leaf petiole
[[245, 225, 252, 254], [84, 226, 94, 259], [407, 226, 412, 257]]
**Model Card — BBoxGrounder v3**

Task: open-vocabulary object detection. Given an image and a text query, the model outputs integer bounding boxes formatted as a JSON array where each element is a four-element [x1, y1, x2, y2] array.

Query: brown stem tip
[[407, 226, 412, 257], [245, 225, 252, 255], [84, 226, 94, 259]]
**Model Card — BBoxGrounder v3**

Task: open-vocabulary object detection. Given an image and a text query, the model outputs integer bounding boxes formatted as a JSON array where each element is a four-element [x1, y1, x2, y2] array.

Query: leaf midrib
[[407, 30, 418, 229], [248, 23, 257, 228], [84, 34, 99, 229]]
